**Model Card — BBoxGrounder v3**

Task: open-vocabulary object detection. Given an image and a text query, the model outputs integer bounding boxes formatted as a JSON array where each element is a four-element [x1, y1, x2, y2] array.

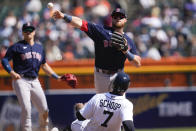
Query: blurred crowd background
[[0, 0, 195, 62]]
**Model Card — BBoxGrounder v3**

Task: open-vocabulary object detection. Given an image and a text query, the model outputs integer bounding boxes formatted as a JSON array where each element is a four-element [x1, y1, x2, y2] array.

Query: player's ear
[[32, 30, 36, 35], [124, 18, 127, 23]]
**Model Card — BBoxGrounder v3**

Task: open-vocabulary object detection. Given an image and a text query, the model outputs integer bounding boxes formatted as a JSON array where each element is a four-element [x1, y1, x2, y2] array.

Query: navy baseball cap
[[22, 22, 35, 32], [111, 8, 127, 18]]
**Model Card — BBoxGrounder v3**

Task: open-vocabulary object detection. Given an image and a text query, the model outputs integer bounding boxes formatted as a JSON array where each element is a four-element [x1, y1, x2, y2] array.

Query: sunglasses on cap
[[23, 27, 35, 33]]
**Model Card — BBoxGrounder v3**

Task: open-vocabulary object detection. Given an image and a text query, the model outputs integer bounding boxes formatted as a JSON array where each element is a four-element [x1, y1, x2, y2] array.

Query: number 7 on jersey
[[101, 110, 114, 127]]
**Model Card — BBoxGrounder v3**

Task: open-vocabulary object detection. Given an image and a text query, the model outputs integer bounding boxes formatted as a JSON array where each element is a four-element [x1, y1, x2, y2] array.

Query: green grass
[[136, 127, 196, 131]]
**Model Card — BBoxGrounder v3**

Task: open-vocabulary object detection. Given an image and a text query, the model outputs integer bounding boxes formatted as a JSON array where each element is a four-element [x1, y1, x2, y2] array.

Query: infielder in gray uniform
[[1, 23, 76, 131]]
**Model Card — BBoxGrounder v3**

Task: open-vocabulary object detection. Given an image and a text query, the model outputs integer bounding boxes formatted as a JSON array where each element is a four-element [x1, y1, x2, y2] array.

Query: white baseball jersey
[[71, 119, 90, 131], [80, 92, 133, 131]]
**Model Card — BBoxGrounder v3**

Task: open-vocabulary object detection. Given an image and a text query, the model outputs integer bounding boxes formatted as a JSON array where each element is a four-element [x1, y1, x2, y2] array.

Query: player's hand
[[74, 103, 84, 111], [10, 71, 21, 79], [52, 10, 64, 19], [132, 55, 141, 67]]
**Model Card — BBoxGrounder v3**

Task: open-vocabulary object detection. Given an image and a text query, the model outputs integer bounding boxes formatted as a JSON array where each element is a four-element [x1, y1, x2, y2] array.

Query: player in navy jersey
[[1, 22, 63, 131], [52, 8, 141, 93]]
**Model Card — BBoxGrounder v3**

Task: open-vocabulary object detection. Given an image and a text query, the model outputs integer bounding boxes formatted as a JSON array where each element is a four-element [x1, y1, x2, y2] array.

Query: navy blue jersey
[[3, 40, 46, 77], [81, 20, 137, 71]]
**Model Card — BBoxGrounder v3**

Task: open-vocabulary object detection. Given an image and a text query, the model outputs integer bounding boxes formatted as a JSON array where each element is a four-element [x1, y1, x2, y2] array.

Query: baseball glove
[[61, 74, 77, 88], [111, 32, 128, 52]]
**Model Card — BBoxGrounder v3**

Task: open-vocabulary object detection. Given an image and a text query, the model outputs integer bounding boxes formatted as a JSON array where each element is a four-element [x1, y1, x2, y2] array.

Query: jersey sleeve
[[80, 20, 105, 41], [126, 36, 138, 55], [79, 95, 97, 119], [121, 101, 134, 121], [41, 49, 46, 64], [3, 45, 16, 61]]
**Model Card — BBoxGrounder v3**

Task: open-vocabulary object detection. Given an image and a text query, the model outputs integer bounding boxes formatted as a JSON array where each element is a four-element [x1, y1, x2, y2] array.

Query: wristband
[[52, 73, 59, 79], [63, 14, 72, 23], [125, 51, 135, 61]]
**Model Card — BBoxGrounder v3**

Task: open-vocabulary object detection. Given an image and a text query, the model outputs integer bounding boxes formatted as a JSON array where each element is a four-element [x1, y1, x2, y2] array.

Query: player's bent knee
[[71, 123, 81, 131]]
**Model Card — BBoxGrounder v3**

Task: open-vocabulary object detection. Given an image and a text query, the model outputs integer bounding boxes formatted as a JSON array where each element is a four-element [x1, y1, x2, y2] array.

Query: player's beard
[[112, 21, 125, 29]]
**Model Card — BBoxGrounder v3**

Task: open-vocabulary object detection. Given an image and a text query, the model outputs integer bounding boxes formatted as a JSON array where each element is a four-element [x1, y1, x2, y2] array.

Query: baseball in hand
[[47, 2, 54, 9]]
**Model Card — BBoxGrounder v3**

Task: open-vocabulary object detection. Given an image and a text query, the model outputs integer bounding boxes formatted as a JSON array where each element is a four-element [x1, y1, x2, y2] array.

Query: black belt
[[23, 75, 37, 80], [96, 67, 122, 75]]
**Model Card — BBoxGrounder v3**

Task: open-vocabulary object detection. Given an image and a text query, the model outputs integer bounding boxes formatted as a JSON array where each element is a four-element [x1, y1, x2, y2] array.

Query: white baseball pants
[[94, 68, 121, 93], [71, 119, 90, 131], [12, 77, 49, 131]]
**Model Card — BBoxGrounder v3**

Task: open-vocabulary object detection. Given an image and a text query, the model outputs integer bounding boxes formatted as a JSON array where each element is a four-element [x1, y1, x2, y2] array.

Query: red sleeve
[[80, 20, 88, 32]]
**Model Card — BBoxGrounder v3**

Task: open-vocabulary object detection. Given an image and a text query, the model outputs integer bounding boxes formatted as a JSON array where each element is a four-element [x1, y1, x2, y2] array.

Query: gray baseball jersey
[[80, 92, 133, 131]]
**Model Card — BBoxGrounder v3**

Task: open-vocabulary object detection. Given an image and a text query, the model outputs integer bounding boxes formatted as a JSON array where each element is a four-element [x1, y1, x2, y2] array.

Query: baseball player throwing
[[1, 22, 77, 131], [52, 7, 141, 93]]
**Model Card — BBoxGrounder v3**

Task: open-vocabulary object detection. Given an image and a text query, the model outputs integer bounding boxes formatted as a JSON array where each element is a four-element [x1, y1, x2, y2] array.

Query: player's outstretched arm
[[41, 63, 77, 88], [52, 10, 83, 29], [122, 120, 135, 131], [41, 63, 60, 80]]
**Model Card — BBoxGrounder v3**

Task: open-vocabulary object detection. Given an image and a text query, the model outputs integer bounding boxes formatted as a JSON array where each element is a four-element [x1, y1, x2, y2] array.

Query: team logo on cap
[[27, 22, 31, 26], [116, 8, 120, 12]]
